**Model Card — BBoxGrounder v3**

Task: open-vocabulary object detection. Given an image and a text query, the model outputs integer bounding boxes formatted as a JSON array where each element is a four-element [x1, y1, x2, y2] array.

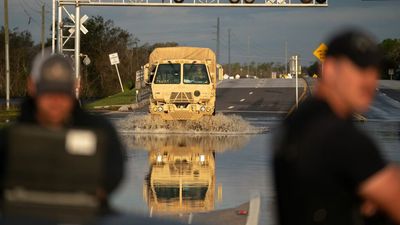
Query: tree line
[[0, 16, 178, 98], [1, 16, 399, 97]]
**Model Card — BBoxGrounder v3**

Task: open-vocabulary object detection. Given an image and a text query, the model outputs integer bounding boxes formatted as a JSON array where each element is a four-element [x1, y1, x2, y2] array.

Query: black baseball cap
[[326, 29, 383, 69], [35, 54, 75, 96]]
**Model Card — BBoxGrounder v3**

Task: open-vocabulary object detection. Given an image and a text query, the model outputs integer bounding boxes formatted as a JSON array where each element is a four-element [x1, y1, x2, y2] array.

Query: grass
[[85, 89, 136, 110], [0, 109, 19, 128]]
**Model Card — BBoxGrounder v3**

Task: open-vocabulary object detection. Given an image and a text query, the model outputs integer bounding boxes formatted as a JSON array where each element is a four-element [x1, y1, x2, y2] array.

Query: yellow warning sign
[[313, 43, 328, 62]]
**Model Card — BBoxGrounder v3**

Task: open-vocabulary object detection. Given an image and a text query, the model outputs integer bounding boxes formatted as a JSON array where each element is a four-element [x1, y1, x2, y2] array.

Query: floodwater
[[110, 117, 400, 225]]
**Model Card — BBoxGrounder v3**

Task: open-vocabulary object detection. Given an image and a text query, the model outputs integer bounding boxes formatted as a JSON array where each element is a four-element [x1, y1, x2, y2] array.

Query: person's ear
[[27, 77, 36, 97]]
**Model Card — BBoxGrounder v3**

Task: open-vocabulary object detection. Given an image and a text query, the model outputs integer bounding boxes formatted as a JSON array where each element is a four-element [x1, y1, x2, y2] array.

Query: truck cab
[[140, 47, 223, 121]]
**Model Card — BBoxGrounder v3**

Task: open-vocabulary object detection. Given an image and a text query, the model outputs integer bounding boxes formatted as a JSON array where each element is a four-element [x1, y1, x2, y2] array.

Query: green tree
[[0, 27, 37, 97], [379, 39, 400, 79]]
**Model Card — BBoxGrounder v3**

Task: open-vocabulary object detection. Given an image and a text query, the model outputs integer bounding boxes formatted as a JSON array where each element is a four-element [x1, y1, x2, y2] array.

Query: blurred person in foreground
[[273, 29, 400, 225], [0, 52, 125, 210]]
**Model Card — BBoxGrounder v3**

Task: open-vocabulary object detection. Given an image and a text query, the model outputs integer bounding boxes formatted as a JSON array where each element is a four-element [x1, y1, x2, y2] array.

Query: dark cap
[[326, 29, 382, 69], [35, 54, 75, 96]]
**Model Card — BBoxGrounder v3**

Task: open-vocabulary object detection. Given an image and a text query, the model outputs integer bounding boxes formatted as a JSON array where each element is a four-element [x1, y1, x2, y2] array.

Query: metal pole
[[295, 55, 299, 108], [75, 2, 81, 98], [115, 65, 124, 92], [285, 41, 288, 75], [228, 28, 231, 76], [136, 41, 139, 67], [4, 0, 10, 110], [52, 0, 56, 54], [216, 17, 220, 63], [41, 4, 46, 57], [57, 3, 63, 53], [247, 35, 250, 76]]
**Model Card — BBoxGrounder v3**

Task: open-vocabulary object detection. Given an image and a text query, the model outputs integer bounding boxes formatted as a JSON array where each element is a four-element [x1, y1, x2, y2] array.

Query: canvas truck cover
[[149, 47, 217, 76]]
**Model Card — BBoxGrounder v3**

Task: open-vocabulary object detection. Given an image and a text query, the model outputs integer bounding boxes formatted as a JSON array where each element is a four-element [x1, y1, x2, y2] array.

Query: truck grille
[[170, 92, 193, 103]]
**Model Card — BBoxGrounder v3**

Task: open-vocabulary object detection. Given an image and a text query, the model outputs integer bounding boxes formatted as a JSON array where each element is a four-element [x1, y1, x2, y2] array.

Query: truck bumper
[[150, 103, 215, 121]]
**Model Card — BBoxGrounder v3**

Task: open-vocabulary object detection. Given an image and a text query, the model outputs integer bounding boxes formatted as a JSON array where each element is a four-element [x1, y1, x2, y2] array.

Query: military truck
[[136, 47, 223, 120], [144, 141, 216, 215]]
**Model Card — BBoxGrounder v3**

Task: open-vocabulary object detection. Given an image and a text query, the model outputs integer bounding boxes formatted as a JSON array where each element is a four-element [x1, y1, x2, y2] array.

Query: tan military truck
[[137, 47, 223, 120], [144, 142, 216, 215]]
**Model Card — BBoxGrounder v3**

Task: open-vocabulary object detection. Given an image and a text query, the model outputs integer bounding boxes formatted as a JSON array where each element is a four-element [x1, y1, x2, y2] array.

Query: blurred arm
[[359, 165, 400, 223]]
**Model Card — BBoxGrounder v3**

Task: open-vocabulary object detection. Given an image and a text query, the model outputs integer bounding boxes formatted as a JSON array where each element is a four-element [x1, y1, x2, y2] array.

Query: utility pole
[[247, 35, 250, 76], [294, 55, 299, 108], [75, 3, 81, 98], [51, 0, 56, 53], [41, 4, 46, 57], [4, 0, 10, 110], [136, 41, 139, 68], [228, 28, 231, 76], [285, 41, 288, 75], [57, 2, 63, 53], [216, 17, 220, 63]]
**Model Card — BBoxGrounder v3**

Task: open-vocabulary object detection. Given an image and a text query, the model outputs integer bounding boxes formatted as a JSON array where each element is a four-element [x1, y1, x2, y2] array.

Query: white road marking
[[249, 91, 253, 95], [246, 194, 261, 225], [240, 99, 246, 102], [228, 106, 235, 109], [188, 213, 193, 224]]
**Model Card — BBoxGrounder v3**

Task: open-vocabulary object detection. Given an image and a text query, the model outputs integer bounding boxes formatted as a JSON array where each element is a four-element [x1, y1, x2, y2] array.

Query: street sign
[[109, 52, 124, 92], [68, 14, 89, 35], [313, 43, 328, 62], [109, 53, 120, 65]]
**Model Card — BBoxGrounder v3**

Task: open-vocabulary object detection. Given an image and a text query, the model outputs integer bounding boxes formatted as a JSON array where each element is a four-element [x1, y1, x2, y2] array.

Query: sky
[[1, 0, 400, 66]]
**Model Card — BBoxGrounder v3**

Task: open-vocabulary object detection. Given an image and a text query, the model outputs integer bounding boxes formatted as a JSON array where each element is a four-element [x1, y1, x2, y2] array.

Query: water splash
[[122, 134, 252, 153], [117, 113, 267, 134]]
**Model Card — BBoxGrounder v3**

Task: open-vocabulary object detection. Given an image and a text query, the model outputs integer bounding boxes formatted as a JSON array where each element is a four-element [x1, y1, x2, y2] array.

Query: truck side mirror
[[148, 72, 155, 84], [217, 64, 224, 81]]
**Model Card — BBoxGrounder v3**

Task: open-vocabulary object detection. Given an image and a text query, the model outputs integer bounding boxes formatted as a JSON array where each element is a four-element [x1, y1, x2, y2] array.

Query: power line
[[22, 0, 42, 14]]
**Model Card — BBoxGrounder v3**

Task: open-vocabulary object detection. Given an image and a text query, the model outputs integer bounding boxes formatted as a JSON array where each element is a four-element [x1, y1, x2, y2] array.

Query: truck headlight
[[156, 154, 163, 163], [200, 154, 206, 163], [200, 106, 206, 112], [157, 106, 163, 112]]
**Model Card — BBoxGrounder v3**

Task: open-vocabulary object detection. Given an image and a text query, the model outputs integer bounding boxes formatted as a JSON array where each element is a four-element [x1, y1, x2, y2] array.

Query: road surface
[[216, 78, 307, 116]]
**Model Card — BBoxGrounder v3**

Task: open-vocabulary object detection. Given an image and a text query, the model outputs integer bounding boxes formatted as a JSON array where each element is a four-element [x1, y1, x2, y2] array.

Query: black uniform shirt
[[273, 97, 387, 225]]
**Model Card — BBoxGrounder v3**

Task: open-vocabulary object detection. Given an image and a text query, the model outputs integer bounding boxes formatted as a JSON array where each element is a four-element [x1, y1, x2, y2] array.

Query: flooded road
[[110, 115, 400, 225]]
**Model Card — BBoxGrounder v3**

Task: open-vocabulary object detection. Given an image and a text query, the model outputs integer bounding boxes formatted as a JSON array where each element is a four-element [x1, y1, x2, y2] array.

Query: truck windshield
[[183, 64, 210, 84], [154, 64, 181, 84]]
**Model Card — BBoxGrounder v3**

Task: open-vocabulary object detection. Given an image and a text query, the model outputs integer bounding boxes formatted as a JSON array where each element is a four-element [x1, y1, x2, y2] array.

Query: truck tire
[[174, 0, 184, 3], [229, 0, 240, 3], [244, 0, 255, 3]]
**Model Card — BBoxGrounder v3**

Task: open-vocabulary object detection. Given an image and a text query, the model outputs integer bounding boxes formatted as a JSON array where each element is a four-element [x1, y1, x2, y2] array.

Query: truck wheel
[[174, 0, 184, 3], [244, 0, 255, 3], [229, 0, 240, 3]]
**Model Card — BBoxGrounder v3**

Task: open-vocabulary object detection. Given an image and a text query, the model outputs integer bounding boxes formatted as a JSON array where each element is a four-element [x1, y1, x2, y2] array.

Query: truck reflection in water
[[124, 134, 251, 216], [144, 142, 216, 215]]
